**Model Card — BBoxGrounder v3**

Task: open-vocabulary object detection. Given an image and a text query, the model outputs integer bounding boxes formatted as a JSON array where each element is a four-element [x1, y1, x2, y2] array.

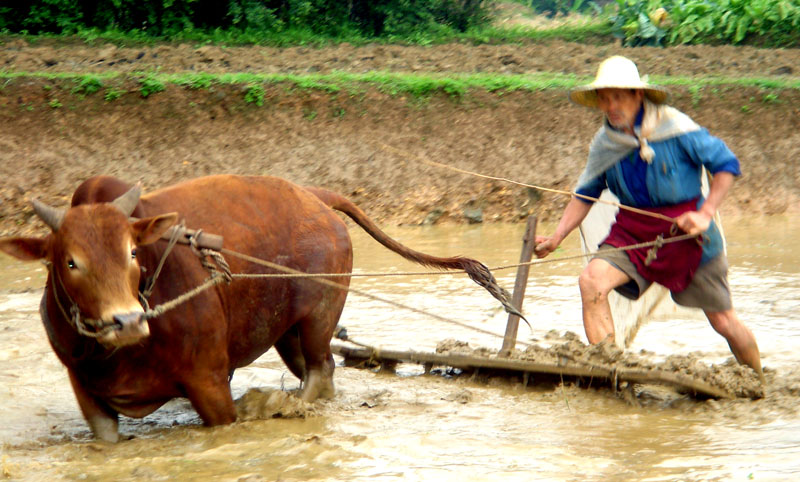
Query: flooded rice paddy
[[0, 216, 799, 481]]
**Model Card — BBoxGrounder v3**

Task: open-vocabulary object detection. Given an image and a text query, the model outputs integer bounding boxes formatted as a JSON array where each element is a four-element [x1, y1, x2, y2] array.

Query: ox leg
[[67, 370, 119, 443], [301, 354, 335, 402], [274, 325, 306, 381], [183, 372, 237, 426], [297, 316, 338, 402]]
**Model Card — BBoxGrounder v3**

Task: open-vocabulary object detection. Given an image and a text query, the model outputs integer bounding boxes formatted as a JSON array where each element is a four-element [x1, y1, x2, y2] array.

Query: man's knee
[[579, 260, 626, 300], [706, 309, 736, 333], [579, 269, 607, 300]]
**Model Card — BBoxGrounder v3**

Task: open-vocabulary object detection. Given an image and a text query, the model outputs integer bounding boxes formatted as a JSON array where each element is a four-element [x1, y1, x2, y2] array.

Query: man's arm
[[675, 171, 735, 235], [534, 197, 594, 258]]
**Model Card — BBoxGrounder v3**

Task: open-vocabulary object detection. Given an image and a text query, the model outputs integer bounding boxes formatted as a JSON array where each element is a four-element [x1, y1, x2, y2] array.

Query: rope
[[142, 219, 184, 299], [136, 232, 695, 324], [213, 232, 698, 280], [51, 220, 696, 344], [142, 274, 228, 320], [141, 231, 234, 320], [377, 142, 677, 223], [217, 247, 529, 345]]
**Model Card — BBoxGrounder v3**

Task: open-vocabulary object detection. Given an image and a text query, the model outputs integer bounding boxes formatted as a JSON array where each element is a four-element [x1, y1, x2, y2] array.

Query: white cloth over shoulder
[[576, 100, 702, 190]]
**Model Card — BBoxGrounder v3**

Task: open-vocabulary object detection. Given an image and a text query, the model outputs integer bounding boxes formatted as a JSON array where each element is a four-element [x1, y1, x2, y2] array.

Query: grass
[[2, 71, 798, 105], [0, 18, 614, 50]]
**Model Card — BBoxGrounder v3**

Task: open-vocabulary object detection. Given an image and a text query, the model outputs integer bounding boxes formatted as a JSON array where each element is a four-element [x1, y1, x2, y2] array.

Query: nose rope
[[44, 262, 119, 339]]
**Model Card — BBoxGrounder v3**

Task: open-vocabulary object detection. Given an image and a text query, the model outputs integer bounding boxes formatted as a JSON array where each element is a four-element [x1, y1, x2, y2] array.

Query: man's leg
[[578, 258, 632, 344], [705, 309, 765, 383]]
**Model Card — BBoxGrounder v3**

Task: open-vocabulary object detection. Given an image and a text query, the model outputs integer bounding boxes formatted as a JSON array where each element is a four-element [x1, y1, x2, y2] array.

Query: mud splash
[[235, 388, 316, 421]]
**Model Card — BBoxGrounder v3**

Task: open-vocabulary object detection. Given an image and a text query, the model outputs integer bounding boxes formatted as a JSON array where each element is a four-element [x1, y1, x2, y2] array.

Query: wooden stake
[[499, 215, 537, 357]]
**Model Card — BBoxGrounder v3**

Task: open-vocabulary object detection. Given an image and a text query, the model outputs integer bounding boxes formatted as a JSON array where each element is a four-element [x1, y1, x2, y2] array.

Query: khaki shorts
[[594, 244, 732, 313]]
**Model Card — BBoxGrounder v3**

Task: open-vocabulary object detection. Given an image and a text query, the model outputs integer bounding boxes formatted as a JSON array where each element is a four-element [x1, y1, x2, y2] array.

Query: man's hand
[[674, 210, 712, 236], [675, 170, 734, 236], [534, 235, 560, 258]]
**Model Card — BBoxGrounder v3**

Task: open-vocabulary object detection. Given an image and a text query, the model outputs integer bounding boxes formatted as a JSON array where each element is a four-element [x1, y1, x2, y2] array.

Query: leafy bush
[[610, 0, 667, 46], [611, 0, 800, 47], [669, 0, 800, 45], [0, 0, 493, 38]]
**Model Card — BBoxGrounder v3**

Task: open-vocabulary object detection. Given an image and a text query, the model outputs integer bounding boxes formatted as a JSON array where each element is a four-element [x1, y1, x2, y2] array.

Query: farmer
[[534, 55, 764, 382]]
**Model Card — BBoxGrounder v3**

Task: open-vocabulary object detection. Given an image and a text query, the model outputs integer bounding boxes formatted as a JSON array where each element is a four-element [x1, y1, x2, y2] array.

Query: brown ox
[[0, 175, 516, 442]]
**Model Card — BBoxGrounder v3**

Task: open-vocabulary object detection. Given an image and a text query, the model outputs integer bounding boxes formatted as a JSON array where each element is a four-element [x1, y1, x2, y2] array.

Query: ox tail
[[305, 187, 525, 321]]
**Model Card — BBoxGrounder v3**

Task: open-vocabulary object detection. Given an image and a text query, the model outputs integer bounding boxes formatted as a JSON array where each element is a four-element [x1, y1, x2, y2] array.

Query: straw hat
[[569, 55, 669, 108]]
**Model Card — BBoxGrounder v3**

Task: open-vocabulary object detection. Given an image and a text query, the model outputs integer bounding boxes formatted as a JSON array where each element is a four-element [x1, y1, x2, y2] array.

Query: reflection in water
[[0, 216, 799, 480]]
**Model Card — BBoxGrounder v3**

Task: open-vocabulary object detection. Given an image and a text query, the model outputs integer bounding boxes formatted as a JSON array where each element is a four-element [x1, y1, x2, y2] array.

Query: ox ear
[[131, 213, 179, 246], [0, 237, 49, 261]]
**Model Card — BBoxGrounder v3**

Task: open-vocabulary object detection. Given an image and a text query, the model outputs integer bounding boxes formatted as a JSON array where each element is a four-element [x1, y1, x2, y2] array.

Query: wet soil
[[1, 38, 799, 239], [436, 334, 765, 400]]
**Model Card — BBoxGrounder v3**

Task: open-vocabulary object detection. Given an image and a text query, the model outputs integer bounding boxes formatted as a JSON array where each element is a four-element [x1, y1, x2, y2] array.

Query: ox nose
[[104, 311, 150, 347], [113, 312, 143, 329]]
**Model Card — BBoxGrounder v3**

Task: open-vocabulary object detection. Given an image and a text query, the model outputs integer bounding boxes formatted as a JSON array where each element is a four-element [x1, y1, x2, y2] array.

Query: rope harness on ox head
[[140, 228, 232, 321], [43, 221, 233, 338]]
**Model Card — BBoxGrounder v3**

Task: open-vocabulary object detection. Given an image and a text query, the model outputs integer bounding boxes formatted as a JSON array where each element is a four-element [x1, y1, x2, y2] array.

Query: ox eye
[[131, 248, 137, 259], [67, 259, 76, 270]]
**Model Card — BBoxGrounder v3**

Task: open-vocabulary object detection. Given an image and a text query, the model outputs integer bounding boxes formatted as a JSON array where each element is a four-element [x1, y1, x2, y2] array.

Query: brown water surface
[[1, 216, 798, 481]]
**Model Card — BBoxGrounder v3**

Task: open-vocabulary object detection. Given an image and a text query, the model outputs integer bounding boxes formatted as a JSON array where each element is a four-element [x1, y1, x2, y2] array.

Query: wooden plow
[[330, 342, 733, 399]]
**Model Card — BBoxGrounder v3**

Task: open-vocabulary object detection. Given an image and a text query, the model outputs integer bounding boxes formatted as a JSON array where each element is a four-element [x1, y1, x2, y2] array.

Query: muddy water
[[1, 216, 799, 481]]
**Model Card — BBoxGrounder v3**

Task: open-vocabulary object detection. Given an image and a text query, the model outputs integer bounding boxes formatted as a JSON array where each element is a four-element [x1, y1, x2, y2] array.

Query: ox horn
[[111, 183, 142, 217], [31, 199, 65, 232]]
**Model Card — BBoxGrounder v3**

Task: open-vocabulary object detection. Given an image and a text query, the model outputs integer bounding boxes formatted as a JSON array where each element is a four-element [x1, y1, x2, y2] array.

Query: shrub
[[611, 0, 800, 47], [139, 75, 165, 98], [73, 76, 103, 96]]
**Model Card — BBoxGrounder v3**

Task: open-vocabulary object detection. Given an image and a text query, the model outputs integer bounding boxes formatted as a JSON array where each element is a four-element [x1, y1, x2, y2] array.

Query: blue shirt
[[576, 107, 741, 263]]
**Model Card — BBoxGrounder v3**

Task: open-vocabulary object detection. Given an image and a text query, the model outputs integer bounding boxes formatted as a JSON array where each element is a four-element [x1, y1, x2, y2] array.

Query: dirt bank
[[1, 39, 799, 237]]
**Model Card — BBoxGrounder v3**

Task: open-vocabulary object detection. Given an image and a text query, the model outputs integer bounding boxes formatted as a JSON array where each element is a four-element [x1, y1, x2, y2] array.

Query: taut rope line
[[377, 142, 677, 224], [224, 247, 533, 347], [139, 231, 690, 340]]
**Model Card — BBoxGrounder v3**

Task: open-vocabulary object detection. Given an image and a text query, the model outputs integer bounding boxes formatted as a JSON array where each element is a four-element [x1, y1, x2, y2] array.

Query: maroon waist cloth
[[602, 198, 702, 293]]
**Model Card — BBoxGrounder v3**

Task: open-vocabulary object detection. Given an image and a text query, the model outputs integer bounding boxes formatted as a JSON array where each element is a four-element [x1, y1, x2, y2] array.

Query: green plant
[[179, 72, 215, 90], [611, 0, 800, 47], [73, 75, 103, 96], [104, 87, 126, 101], [688, 84, 703, 106], [139, 75, 165, 98], [48, 98, 62, 108], [762, 93, 779, 104], [244, 83, 265, 106], [670, 0, 800, 45], [610, 0, 667, 46]]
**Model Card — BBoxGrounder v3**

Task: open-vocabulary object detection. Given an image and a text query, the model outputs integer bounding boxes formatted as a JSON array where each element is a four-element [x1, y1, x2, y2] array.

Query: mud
[[236, 388, 316, 421], [1, 39, 799, 239], [436, 333, 765, 400]]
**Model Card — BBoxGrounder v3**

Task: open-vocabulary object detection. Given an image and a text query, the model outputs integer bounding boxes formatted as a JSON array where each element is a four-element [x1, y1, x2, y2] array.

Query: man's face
[[596, 88, 644, 131]]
